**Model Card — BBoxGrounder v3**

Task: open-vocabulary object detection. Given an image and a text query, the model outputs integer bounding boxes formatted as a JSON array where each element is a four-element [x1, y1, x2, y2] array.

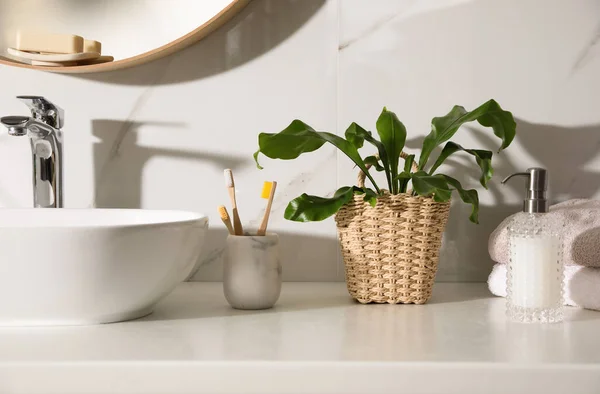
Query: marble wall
[[0, 0, 598, 282]]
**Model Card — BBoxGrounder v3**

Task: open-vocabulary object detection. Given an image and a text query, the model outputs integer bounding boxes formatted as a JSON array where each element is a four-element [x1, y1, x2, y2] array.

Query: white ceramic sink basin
[[0, 209, 208, 326]]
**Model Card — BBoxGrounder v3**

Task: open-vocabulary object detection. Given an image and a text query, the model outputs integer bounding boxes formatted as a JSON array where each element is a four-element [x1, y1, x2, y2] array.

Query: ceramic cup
[[223, 233, 282, 310]]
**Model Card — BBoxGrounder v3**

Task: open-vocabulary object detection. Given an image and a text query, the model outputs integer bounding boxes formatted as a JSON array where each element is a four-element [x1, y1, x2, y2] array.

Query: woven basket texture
[[335, 192, 450, 304]]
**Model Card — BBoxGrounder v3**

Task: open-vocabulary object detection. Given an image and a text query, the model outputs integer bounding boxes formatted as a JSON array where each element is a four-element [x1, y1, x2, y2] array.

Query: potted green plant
[[254, 100, 516, 304]]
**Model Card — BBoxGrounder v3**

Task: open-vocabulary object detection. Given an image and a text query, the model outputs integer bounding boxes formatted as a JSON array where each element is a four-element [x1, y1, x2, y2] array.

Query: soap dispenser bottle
[[502, 168, 563, 323]]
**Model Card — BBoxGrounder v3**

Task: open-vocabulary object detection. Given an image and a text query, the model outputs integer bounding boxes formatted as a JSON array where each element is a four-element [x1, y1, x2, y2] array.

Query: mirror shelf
[[0, 0, 250, 74]]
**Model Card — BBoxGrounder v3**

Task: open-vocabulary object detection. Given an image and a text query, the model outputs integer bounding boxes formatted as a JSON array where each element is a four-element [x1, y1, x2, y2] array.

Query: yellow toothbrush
[[218, 205, 234, 235], [257, 181, 277, 236]]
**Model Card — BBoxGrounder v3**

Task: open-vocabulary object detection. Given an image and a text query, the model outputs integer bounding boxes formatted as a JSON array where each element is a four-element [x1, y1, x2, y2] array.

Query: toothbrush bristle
[[261, 181, 273, 199], [224, 169, 234, 187], [218, 205, 230, 220]]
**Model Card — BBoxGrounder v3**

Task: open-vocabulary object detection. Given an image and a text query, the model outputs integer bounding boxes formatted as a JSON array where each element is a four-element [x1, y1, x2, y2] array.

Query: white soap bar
[[15, 31, 84, 54], [84, 39, 101, 54]]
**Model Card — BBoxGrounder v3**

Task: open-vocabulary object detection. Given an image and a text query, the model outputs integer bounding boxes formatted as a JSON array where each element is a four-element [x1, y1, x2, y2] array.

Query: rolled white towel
[[487, 263, 600, 311]]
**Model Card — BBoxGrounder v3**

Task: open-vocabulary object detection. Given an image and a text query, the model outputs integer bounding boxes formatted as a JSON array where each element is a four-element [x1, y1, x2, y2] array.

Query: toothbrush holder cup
[[223, 233, 282, 310]]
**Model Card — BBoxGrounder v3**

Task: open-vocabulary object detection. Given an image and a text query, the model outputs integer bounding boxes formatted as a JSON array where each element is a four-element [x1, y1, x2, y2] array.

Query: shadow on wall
[[92, 119, 247, 208], [515, 119, 600, 201], [72, 0, 326, 86], [92, 120, 339, 282], [407, 119, 600, 282], [189, 227, 340, 282]]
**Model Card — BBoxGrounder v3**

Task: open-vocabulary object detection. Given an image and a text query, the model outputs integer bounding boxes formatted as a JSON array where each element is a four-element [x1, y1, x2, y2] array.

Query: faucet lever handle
[[17, 96, 64, 129]]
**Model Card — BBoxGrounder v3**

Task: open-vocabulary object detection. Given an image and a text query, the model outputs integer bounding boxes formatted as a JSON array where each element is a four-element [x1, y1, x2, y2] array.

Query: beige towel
[[489, 199, 600, 267]]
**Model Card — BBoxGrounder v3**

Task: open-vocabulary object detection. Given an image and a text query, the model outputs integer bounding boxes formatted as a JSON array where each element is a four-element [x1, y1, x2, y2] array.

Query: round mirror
[[0, 0, 250, 73]]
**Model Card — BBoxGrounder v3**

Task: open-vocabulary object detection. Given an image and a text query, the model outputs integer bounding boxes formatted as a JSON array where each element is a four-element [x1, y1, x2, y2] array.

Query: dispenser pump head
[[502, 168, 549, 213]]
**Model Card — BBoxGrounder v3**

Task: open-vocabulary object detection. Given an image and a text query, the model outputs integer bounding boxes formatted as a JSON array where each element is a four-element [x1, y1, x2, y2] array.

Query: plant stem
[[390, 168, 398, 194], [384, 168, 392, 194], [364, 170, 381, 195]]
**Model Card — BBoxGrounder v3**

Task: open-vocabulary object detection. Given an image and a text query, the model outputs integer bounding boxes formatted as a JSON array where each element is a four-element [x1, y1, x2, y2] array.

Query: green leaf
[[410, 171, 452, 202], [418, 99, 516, 170], [365, 192, 378, 207], [256, 120, 381, 194], [403, 154, 415, 173], [364, 155, 385, 171], [284, 187, 356, 222], [354, 187, 379, 207], [284, 185, 378, 222], [344, 122, 366, 149], [255, 120, 325, 164], [393, 171, 412, 182], [399, 154, 415, 193], [345, 122, 392, 190], [429, 142, 493, 188], [441, 175, 480, 224], [253, 150, 263, 170], [376, 108, 407, 194], [394, 171, 412, 194], [432, 189, 453, 202]]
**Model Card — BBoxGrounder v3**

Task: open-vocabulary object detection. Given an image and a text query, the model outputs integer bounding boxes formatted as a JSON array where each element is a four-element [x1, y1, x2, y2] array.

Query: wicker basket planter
[[334, 168, 450, 304], [254, 103, 517, 304]]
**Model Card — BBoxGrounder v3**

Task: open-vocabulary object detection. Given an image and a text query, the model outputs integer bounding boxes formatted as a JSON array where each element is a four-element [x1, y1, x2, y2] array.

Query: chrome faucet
[[0, 96, 64, 208]]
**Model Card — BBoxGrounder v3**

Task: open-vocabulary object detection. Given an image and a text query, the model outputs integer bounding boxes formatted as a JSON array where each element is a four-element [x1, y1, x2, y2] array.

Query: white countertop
[[1, 282, 600, 394]]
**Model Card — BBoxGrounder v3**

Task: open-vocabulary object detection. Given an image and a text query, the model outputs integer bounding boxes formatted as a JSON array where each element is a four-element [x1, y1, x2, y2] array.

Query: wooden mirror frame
[[0, 0, 250, 74]]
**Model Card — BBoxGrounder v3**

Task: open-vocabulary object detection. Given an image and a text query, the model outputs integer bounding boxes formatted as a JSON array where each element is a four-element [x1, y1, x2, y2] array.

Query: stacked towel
[[488, 199, 600, 311], [489, 199, 600, 267]]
